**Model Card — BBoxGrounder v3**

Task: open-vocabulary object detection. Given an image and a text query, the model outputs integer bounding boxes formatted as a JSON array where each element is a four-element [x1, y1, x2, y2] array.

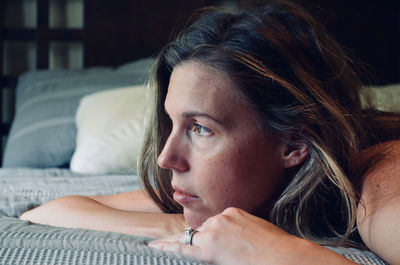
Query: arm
[[357, 140, 400, 265], [20, 190, 186, 239], [88, 190, 163, 212]]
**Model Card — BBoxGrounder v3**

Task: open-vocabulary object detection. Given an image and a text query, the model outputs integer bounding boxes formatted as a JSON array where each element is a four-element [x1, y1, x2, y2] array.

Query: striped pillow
[[3, 63, 152, 168]]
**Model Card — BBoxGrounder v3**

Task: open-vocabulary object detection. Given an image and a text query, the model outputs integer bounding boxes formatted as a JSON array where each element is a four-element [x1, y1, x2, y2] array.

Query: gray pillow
[[3, 59, 154, 168]]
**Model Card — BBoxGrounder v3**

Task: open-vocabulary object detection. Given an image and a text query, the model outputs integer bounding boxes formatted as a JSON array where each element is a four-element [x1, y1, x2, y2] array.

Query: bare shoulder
[[360, 139, 400, 202], [89, 190, 162, 213], [358, 140, 400, 265]]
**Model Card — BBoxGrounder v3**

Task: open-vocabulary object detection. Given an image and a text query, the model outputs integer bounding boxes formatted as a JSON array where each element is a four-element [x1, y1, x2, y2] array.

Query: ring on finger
[[184, 227, 198, 245]]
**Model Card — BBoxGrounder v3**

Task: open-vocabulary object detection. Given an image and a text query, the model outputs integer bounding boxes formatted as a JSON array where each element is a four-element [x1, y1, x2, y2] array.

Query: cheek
[[191, 151, 241, 203], [193, 148, 259, 203], [192, 140, 284, 213]]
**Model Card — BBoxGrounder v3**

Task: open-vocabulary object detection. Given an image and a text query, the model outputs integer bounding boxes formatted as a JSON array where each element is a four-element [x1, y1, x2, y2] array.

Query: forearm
[[20, 195, 185, 239], [88, 190, 162, 213]]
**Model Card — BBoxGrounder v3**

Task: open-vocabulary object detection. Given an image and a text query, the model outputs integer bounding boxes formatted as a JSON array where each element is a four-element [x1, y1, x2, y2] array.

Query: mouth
[[172, 186, 200, 204]]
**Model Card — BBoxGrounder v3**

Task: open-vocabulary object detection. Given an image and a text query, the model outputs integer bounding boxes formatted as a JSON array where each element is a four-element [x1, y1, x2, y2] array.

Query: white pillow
[[70, 85, 149, 174], [363, 84, 400, 112]]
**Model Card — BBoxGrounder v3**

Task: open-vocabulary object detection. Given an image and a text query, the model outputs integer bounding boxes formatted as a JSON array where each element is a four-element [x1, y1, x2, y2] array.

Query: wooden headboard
[[0, 0, 399, 163], [83, 0, 221, 67]]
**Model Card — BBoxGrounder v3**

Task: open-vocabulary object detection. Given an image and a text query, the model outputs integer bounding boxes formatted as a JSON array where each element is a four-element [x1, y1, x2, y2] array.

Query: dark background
[[83, 0, 400, 84]]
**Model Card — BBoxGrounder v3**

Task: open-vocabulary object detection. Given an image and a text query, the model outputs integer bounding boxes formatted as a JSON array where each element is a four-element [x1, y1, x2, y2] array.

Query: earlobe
[[281, 142, 309, 168]]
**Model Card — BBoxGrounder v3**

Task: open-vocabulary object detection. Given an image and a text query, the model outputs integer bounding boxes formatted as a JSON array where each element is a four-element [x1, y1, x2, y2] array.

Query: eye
[[189, 123, 213, 136]]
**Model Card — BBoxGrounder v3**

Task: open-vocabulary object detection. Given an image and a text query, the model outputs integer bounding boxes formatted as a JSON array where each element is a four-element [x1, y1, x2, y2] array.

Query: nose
[[157, 131, 189, 172]]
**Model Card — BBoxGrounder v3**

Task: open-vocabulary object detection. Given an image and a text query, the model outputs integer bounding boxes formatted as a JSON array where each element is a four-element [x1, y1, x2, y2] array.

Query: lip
[[172, 186, 200, 205]]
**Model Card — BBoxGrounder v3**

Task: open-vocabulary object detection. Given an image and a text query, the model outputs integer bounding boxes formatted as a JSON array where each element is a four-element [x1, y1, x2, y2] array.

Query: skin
[[149, 207, 358, 265], [157, 61, 295, 228], [357, 140, 400, 265], [20, 190, 186, 239]]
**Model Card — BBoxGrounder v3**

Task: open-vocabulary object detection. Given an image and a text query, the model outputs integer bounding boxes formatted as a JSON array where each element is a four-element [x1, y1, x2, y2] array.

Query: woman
[[21, 1, 400, 264]]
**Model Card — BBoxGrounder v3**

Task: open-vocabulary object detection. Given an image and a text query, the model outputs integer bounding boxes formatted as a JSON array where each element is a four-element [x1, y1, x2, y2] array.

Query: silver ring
[[184, 227, 197, 245]]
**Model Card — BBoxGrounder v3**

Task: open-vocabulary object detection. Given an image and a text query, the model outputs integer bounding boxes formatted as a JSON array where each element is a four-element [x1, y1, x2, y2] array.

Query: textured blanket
[[0, 215, 388, 265], [0, 168, 388, 265], [0, 216, 204, 265], [0, 168, 139, 217]]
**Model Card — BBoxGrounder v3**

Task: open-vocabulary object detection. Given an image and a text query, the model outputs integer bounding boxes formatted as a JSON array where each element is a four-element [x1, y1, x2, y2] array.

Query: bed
[[0, 59, 397, 265], [0, 0, 398, 264]]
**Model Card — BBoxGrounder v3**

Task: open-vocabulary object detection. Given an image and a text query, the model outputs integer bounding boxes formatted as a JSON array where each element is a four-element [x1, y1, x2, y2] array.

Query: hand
[[149, 207, 358, 265], [149, 207, 300, 265]]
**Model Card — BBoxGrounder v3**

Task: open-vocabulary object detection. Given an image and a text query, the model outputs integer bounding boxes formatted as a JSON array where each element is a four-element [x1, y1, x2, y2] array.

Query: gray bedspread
[[0, 168, 388, 265], [0, 216, 204, 265], [0, 168, 139, 217]]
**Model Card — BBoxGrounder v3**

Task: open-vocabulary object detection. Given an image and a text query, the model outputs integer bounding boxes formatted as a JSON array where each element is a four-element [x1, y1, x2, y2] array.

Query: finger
[[148, 241, 202, 259], [197, 218, 213, 232], [196, 224, 207, 233]]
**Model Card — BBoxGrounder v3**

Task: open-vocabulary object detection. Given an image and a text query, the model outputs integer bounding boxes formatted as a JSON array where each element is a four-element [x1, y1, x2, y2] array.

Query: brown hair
[[139, 0, 400, 246]]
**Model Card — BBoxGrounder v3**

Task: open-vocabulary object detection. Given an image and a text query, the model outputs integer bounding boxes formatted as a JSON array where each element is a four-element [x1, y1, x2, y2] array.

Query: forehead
[[165, 61, 242, 115]]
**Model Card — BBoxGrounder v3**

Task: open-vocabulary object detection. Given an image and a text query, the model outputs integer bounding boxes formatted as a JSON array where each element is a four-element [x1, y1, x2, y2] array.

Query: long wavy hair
[[139, 0, 400, 246]]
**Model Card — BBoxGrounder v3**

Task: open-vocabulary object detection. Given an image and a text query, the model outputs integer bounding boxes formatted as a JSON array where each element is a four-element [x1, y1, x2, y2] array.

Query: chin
[[184, 209, 211, 229]]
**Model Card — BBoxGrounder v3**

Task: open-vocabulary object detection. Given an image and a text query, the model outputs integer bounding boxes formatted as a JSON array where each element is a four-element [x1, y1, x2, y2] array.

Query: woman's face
[[158, 61, 288, 228]]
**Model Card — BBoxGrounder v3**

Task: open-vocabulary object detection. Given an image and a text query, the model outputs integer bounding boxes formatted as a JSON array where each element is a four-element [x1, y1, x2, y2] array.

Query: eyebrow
[[164, 107, 232, 126], [181, 111, 223, 124]]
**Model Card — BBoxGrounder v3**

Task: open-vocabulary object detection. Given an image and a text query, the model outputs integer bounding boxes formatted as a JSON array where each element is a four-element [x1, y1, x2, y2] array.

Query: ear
[[280, 142, 309, 168]]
